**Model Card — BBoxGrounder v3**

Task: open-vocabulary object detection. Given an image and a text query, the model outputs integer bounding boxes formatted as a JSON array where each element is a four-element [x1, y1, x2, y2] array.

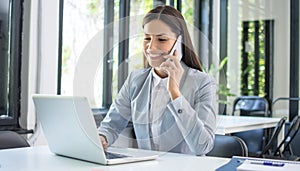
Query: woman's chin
[[146, 55, 165, 67], [148, 60, 162, 68]]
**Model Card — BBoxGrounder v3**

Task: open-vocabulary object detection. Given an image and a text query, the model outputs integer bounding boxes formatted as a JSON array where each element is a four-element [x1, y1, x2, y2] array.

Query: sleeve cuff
[[171, 95, 183, 108]]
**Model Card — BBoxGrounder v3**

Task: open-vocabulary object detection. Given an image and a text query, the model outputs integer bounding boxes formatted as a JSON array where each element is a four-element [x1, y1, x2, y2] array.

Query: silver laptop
[[32, 94, 159, 165]]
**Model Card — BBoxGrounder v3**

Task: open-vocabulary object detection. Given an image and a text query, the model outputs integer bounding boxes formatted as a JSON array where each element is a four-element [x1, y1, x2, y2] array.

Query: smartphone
[[168, 35, 183, 61]]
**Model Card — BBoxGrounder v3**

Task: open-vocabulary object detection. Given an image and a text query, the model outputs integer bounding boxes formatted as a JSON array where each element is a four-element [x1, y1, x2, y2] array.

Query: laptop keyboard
[[105, 151, 130, 159]]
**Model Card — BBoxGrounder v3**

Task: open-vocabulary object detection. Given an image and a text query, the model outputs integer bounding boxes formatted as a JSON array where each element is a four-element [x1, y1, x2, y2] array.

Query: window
[[240, 20, 274, 97], [224, 0, 293, 116], [0, 0, 24, 130], [60, 0, 105, 107]]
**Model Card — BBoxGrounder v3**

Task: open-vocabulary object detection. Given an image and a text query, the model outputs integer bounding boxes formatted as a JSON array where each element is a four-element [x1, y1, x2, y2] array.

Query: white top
[[149, 69, 169, 150], [0, 146, 230, 171]]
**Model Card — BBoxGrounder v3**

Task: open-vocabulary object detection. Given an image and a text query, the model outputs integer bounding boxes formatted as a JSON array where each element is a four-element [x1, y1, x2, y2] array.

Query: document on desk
[[216, 156, 300, 171], [236, 158, 300, 171]]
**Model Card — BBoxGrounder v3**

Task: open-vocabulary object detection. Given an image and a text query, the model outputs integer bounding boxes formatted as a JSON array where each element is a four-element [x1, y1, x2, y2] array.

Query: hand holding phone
[[160, 35, 184, 100]]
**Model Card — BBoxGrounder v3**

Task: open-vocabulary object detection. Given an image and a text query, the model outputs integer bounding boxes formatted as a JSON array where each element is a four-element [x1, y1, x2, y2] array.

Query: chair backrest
[[271, 97, 300, 118], [232, 129, 264, 157], [0, 131, 30, 150], [232, 96, 269, 117], [274, 115, 300, 157], [260, 116, 287, 157], [206, 135, 248, 158]]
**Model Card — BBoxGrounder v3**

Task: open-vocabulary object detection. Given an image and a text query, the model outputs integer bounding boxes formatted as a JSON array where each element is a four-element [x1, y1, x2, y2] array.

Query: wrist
[[169, 88, 181, 100]]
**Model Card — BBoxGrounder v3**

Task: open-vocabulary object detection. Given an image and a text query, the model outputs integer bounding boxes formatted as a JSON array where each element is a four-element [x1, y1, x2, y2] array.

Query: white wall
[[22, 0, 60, 145]]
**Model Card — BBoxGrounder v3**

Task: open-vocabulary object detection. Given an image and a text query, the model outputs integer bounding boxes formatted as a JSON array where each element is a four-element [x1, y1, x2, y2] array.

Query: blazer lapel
[[131, 70, 152, 150]]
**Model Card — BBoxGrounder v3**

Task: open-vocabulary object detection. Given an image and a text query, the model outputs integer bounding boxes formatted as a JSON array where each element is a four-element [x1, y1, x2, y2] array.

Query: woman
[[98, 5, 216, 155]]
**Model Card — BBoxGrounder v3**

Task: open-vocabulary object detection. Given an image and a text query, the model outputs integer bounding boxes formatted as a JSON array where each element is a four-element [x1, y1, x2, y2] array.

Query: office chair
[[259, 116, 287, 158], [0, 131, 30, 150], [273, 115, 300, 160], [271, 97, 300, 157], [232, 96, 270, 117], [231, 96, 270, 157], [206, 134, 248, 158]]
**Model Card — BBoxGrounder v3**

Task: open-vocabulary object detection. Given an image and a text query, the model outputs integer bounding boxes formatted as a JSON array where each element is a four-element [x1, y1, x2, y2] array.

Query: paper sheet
[[237, 158, 300, 171]]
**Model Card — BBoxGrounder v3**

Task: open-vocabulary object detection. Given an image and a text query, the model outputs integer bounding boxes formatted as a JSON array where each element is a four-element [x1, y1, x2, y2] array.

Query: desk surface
[[0, 146, 230, 171], [216, 115, 281, 135]]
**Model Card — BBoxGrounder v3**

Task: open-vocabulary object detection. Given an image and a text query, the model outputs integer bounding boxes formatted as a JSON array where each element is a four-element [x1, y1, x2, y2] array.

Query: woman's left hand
[[160, 50, 184, 100]]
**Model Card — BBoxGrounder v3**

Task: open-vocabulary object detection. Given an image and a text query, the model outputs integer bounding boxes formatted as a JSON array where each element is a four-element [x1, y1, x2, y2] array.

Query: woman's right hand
[[100, 135, 108, 151]]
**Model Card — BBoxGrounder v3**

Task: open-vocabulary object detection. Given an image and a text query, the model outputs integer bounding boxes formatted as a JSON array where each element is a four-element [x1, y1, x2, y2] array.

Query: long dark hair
[[143, 5, 203, 71]]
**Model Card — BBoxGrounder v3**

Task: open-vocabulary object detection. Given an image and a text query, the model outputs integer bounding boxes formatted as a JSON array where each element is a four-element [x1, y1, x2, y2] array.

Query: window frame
[[0, 0, 23, 129]]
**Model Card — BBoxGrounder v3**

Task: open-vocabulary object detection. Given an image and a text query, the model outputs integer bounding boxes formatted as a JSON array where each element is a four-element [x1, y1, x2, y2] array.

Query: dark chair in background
[[271, 97, 300, 157], [273, 115, 300, 160], [0, 131, 30, 150], [259, 116, 287, 158], [232, 96, 270, 117], [232, 129, 265, 157], [231, 96, 270, 157], [206, 134, 248, 158]]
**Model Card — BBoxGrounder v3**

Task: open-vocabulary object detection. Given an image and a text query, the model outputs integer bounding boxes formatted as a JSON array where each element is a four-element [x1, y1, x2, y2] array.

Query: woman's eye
[[144, 37, 151, 41], [158, 38, 167, 42]]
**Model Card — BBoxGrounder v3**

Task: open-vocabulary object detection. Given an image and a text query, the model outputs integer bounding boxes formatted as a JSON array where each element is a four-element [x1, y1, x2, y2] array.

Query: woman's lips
[[147, 52, 165, 60], [149, 54, 162, 58], [146, 49, 166, 60]]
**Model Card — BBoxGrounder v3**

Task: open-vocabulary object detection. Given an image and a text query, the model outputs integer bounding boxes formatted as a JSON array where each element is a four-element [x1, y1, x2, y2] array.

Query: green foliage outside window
[[241, 21, 266, 97]]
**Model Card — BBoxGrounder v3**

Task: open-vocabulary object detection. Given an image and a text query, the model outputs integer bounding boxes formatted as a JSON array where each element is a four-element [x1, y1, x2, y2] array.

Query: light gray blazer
[[98, 62, 217, 155]]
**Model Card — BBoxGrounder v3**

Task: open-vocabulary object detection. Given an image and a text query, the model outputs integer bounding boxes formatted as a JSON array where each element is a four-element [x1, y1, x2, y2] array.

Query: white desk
[[216, 115, 282, 135], [0, 146, 229, 171], [216, 115, 284, 147]]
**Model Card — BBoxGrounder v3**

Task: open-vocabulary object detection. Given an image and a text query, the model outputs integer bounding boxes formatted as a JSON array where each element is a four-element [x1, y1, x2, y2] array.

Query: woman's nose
[[147, 39, 158, 50]]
